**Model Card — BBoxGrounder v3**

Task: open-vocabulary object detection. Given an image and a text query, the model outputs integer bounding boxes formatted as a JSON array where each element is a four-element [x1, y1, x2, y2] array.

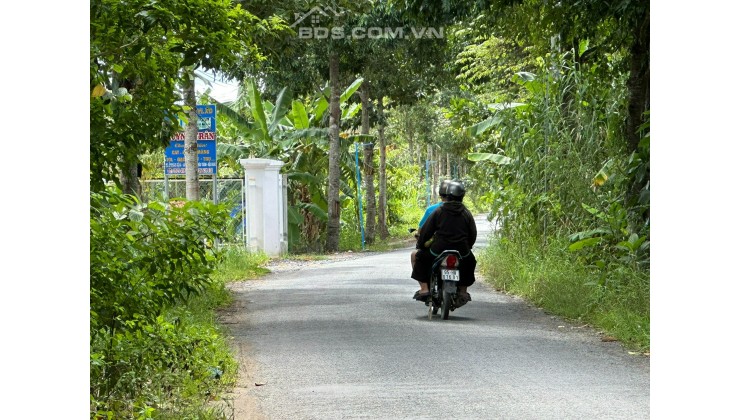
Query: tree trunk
[[184, 69, 199, 201], [119, 160, 142, 197], [446, 153, 451, 179], [326, 54, 342, 252], [626, 9, 650, 153], [624, 6, 650, 216], [426, 144, 433, 206], [435, 150, 440, 198], [377, 98, 389, 239], [360, 85, 376, 245]]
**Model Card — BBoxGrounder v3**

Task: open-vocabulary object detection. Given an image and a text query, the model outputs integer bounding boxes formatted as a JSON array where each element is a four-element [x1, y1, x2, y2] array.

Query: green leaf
[[465, 115, 503, 137], [581, 203, 601, 216], [467, 152, 512, 165], [283, 128, 329, 141], [216, 143, 249, 161], [295, 202, 328, 221], [247, 80, 269, 141], [313, 96, 328, 122], [568, 237, 602, 251], [287, 172, 323, 185], [288, 206, 305, 225], [210, 98, 253, 133], [514, 71, 536, 81], [617, 234, 647, 253], [112, 64, 124, 73], [311, 78, 363, 122], [628, 233, 639, 244], [129, 209, 144, 222], [568, 228, 610, 242], [340, 77, 364, 103], [269, 88, 292, 133], [147, 202, 166, 212], [342, 103, 361, 119], [291, 100, 310, 129]]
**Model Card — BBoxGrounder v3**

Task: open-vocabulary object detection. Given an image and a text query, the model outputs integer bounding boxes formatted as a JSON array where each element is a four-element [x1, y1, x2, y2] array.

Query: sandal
[[413, 290, 431, 301]]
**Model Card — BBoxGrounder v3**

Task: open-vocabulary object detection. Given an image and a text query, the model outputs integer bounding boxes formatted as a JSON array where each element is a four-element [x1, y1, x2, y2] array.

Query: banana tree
[[214, 77, 365, 251]]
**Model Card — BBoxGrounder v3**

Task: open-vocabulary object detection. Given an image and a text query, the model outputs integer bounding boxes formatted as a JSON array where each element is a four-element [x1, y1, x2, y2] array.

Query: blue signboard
[[196, 104, 216, 132], [165, 105, 217, 175]]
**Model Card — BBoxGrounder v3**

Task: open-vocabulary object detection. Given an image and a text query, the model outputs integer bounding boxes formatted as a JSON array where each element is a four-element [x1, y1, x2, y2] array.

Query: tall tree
[[339, 4, 455, 236], [359, 85, 377, 244], [326, 53, 343, 252], [183, 70, 200, 200], [376, 98, 390, 239]]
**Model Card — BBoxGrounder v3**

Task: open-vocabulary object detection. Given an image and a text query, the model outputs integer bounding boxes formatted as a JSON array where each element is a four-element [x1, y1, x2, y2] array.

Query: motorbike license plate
[[441, 269, 460, 281]]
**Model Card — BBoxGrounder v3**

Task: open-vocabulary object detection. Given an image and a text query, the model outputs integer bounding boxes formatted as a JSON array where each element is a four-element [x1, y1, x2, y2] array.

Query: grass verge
[[479, 236, 650, 352], [211, 245, 271, 282], [91, 282, 239, 419]]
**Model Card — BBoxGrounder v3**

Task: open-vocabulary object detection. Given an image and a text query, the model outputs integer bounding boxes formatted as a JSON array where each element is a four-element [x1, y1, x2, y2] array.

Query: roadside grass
[[91, 275, 241, 419], [211, 245, 271, 282], [338, 223, 417, 253], [480, 236, 650, 352]]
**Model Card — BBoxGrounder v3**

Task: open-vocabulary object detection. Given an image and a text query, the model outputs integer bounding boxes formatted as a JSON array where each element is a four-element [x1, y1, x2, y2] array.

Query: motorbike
[[409, 228, 468, 320], [425, 250, 467, 320]]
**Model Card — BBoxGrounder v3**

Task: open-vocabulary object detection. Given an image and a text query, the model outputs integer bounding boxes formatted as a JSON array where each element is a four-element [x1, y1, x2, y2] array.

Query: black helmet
[[445, 181, 466, 199], [437, 179, 452, 197]]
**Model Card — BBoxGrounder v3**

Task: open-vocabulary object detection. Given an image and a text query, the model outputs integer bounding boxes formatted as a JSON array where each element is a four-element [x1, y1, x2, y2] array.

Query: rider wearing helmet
[[411, 180, 477, 303]]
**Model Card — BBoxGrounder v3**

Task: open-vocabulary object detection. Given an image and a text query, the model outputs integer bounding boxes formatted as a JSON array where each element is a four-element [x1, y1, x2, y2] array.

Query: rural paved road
[[220, 215, 650, 419]]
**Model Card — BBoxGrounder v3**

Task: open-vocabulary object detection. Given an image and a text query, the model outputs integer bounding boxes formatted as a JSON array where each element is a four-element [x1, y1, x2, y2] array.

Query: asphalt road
[[222, 215, 650, 419]]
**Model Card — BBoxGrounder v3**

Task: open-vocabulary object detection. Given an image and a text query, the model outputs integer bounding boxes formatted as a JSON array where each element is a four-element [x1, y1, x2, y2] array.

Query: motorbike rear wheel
[[428, 276, 441, 319], [442, 291, 452, 320]]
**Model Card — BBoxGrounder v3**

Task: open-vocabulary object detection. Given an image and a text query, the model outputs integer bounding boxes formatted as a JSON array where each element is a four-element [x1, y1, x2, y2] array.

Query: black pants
[[411, 248, 476, 287]]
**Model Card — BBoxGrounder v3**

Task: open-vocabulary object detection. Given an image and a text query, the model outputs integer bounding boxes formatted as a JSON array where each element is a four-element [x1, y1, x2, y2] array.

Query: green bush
[[90, 188, 236, 418], [90, 189, 229, 332]]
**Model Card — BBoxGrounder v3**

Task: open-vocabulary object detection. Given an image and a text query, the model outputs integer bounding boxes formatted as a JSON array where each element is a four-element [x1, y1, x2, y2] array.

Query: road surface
[[220, 215, 649, 419]]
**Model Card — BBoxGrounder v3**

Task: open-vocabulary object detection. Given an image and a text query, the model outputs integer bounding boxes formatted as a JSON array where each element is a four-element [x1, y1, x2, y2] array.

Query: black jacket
[[416, 201, 477, 256]]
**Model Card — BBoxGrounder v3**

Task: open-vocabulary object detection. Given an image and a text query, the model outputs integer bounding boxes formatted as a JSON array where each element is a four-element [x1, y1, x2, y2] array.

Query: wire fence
[[141, 178, 246, 246]]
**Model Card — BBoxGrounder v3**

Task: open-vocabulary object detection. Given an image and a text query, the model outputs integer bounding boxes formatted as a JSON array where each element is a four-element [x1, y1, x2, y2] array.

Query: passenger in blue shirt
[[418, 202, 441, 229], [410, 180, 451, 270]]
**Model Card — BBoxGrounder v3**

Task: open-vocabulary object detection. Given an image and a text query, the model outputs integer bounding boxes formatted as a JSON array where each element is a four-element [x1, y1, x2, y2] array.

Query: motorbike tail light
[[444, 255, 458, 268]]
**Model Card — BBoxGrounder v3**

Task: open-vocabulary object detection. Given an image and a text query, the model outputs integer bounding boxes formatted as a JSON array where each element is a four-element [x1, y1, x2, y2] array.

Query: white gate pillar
[[239, 158, 288, 256]]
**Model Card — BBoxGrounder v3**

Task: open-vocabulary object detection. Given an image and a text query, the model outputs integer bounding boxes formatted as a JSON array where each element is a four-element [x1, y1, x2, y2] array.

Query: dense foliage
[[90, 188, 236, 417], [460, 28, 649, 348], [90, 189, 230, 332], [90, 0, 286, 192]]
